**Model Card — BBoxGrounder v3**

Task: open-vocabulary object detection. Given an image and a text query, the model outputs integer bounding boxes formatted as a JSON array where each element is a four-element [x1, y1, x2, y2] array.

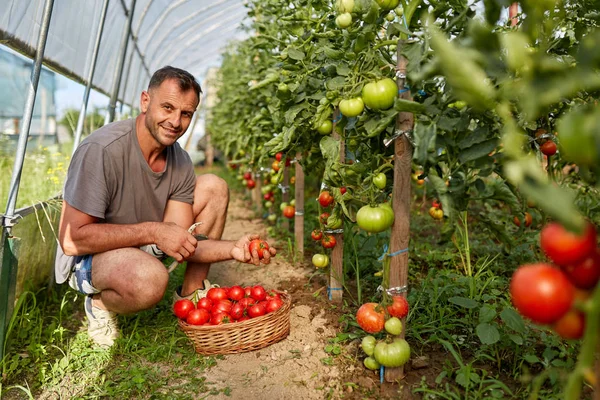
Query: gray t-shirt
[[54, 118, 196, 283]]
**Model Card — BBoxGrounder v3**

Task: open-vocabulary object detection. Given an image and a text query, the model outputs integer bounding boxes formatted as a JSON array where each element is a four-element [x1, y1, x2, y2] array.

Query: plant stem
[[564, 284, 600, 399]]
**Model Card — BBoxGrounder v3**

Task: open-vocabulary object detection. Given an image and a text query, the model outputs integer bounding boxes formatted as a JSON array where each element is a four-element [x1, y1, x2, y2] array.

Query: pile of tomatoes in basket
[[510, 221, 599, 339], [173, 285, 284, 326]]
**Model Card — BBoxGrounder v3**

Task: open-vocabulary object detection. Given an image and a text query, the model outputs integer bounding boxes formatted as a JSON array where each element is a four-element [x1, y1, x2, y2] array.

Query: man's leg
[[180, 174, 229, 296]]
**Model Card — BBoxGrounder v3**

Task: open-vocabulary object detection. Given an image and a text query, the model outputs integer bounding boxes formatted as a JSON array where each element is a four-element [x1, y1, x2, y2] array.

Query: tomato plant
[[356, 303, 385, 334], [249, 239, 270, 258], [510, 263, 575, 325], [173, 299, 195, 320], [540, 222, 597, 266]]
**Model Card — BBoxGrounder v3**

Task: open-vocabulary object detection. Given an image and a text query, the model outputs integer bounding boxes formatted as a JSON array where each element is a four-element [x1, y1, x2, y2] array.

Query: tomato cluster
[[356, 296, 411, 370], [173, 285, 285, 326], [510, 221, 599, 339], [428, 200, 443, 220]]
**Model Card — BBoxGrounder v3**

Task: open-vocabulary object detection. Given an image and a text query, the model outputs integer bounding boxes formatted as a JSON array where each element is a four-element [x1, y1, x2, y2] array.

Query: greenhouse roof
[[0, 0, 250, 108]]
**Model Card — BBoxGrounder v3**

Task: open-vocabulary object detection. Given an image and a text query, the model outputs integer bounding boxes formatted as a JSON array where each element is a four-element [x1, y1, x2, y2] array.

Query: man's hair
[[148, 66, 202, 99]]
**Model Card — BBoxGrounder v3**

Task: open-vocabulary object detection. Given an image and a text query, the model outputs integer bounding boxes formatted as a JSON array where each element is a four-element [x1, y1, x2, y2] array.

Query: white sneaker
[[85, 296, 119, 348], [173, 279, 219, 304], [140, 244, 165, 259]]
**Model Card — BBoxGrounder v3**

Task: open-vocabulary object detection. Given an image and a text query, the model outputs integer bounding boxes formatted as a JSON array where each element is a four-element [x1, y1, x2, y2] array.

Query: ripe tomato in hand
[[311, 229, 323, 241], [249, 239, 270, 258], [540, 222, 597, 266], [318, 191, 334, 207], [173, 299, 195, 320], [356, 303, 385, 334], [510, 263, 575, 325], [321, 235, 337, 249], [387, 296, 409, 318], [186, 308, 210, 325], [250, 285, 267, 301]]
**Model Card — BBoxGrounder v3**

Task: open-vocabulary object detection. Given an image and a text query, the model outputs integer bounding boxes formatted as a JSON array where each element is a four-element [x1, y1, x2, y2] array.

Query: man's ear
[[140, 90, 150, 113]]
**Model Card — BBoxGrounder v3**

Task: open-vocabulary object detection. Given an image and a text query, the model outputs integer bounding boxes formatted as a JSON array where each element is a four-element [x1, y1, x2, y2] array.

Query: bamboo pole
[[384, 41, 414, 383], [294, 152, 305, 257], [329, 109, 344, 302]]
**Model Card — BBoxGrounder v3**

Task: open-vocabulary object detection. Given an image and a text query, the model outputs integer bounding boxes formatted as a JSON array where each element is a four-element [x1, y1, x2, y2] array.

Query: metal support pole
[[118, 49, 136, 118], [107, 0, 137, 123], [73, 0, 110, 153], [1, 0, 55, 365]]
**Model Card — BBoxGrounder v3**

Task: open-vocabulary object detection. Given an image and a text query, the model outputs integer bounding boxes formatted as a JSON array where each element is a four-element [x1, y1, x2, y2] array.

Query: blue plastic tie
[[327, 287, 342, 300], [378, 244, 409, 261], [398, 88, 409, 94], [380, 365, 385, 383], [333, 114, 342, 123], [418, 89, 427, 96]]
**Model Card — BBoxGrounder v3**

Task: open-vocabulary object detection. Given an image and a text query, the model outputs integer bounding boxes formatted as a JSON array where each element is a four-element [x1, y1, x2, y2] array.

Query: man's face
[[140, 78, 199, 147]]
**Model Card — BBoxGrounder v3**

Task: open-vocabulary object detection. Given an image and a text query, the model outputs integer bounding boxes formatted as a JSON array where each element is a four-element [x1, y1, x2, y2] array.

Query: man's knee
[[195, 174, 229, 199], [126, 260, 169, 308]]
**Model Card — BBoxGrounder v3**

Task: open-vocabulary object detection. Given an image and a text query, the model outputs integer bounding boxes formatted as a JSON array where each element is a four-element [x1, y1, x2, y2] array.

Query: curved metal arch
[[139, 0, 236, 52], [177, 25, 243, 70], [152, 9, 247, 71], [132, 0, 156, 35]]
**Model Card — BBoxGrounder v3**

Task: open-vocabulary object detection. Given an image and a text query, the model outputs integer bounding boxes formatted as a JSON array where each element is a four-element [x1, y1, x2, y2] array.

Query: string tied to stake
[[327, 286, 342, 300], [378, 244, 409, 261]]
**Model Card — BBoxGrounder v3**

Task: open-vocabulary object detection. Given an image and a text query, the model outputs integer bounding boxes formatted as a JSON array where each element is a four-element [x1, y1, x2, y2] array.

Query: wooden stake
[[253, 174, 263, 214], [294, 152, 305, 256], [282, 165, 290, 231], [384, 40, 414, 383], [328, 109, 344, 302]]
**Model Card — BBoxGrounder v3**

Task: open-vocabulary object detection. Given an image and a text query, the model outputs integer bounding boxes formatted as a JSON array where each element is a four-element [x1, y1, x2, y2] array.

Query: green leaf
[[412, 122, 437, 165], [326, 76, 347, 91], [285, 103, 309, 125], [508, 334, 523, 345], [448, 296, 479, 309], [287, 47, 306, 61], [394, 98, 426, 113], [500, 307, 525, 334], [476, 323, 500, 345], [458, 139, 498, 164], [478, 305, 497, 323], [458, 125, 489, 149], [524, 354, 541, 364]]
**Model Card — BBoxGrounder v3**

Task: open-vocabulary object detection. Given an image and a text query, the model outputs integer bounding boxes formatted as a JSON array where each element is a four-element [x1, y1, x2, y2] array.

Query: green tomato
[[375, 0, 400, 10], [326, 214, 343, 229], [356, 204, 395, 233], [312, 253, 329, 268], [361, 335, 377, 356], [280, 202, 289, 211], [385, 12, 395, 21], [557, 109, 599, 167], [373, 338, 410, 368], [317, 120, 333, 135], [394, 6, 404, 16], [362, 78, 397, 110], [261, 185, 272, 195], [338, 97, 364, 117], [373, 173, 387, 190], [267, 214, 277, 222], [264, 201, 273, 208], [336, 13, 352, 29], [271, 175, 281, 185], [384, 317, 403, 336], [289, 199, 296, 207], [363, 356, 380, 370], [336, 0, 354, 13]]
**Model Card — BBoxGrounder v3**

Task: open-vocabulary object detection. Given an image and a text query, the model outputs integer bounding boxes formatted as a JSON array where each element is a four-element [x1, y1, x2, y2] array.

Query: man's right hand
[[154, 222, 198, 262]]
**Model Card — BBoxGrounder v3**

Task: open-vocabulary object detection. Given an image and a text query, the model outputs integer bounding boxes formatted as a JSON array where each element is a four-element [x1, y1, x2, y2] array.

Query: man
[[55, 66, 275, 347]]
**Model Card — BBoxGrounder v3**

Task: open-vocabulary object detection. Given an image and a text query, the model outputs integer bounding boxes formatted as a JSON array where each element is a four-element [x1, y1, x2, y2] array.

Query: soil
[[198, 196, 440, 400]]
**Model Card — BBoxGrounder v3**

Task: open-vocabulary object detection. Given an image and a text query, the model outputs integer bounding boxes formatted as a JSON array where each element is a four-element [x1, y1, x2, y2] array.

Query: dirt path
[[199, 197, 353, 399]]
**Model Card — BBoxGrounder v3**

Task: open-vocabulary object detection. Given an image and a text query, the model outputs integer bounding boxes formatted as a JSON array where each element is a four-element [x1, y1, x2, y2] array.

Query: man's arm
[[58, 201, 197, 262]]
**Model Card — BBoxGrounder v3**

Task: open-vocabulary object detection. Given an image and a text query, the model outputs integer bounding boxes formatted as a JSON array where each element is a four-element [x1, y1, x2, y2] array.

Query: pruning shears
[[167, 222, 208, 273]]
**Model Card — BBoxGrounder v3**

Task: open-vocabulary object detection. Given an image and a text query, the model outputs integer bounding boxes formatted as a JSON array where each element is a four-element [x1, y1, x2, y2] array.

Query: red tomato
[[230, 303, 246, 320], [243, 171, 252, 180], [321, 235, 337, 249], [249, 239, 270, 258], [540, 222, 597, 266], [228, 285, 245, 301], [250, 285, 267, 301], [237, 316, 250, 322], [283, 205, 295, 219], [196, 297, 213, 310], [311, 230, 323, 241], [513, 212, 533, 228], [275, 152, 283, 162], [356, 303, 385, 334], [562, 249, 600, 290], [210, 312, 231, 325], [244, 286, 252, 298], [285, 158, 291, 167], [212, 299, 232, 314], [510, 263, 575, 325], [238, 297, 255, 308], [247, 303, 266, 318], [173, 299, 195, 320], [340, 187, 347, 195], [265, 290, 281, 301], [272, 160, 281, 172], [387, 296, 409, 319], [186, 308, 210, 325], [540, 141, 557, 156], [265, 298, 284, 313], [318, 191, 334, 207], [319, 212, 330, 225], [246, 179, 256, 189], [207, 287, 229, 303], [552, 310, 585, 339]]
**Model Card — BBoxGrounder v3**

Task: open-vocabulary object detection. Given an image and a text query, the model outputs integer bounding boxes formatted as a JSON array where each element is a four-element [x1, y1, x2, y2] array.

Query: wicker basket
[[178, 291, 291, 355]]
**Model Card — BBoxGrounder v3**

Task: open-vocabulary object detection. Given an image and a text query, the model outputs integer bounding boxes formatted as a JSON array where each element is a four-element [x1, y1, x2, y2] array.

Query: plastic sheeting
[[0, 0, 249, 108]]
